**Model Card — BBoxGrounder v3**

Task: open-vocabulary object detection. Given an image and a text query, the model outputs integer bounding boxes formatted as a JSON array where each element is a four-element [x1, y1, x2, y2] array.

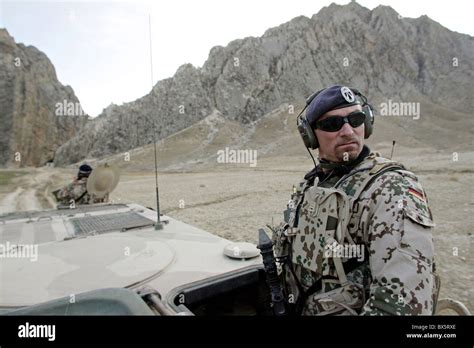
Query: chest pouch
[[290, 184, 352, 284]]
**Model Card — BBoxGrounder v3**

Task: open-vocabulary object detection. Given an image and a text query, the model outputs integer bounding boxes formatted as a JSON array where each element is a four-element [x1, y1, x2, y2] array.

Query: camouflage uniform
[[53, 178, 108, 206], [273, 149, 437, 315]]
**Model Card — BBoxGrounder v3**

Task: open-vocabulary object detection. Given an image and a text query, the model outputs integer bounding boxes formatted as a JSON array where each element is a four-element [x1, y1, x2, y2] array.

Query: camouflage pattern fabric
[[290, 185, 350, 279], [53, 178, 108, 206], [274, 152, 437, 315]]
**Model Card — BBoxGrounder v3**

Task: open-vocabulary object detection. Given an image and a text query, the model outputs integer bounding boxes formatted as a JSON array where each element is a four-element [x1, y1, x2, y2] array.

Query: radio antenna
[[149, 13, 163, 230], [390, 140, 396, 159]]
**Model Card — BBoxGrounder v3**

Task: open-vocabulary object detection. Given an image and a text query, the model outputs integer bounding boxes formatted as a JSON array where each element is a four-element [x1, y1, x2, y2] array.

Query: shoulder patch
[[408, 187, 426, 203], [394, 170, 435, 227]]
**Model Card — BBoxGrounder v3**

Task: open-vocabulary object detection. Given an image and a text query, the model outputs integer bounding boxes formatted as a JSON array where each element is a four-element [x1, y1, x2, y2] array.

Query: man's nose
[[338, 122, 355, 136]]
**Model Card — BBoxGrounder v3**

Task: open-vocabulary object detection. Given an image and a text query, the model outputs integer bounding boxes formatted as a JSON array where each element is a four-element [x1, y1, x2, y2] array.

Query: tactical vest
[[273, 153, 407, 315]]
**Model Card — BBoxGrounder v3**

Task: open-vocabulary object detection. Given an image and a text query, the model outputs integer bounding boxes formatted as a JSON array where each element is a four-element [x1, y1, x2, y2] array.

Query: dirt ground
[[0, 148, 472, 314]]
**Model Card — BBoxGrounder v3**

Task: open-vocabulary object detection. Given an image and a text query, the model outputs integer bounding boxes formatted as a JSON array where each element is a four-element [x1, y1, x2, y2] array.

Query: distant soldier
[[272, 85, 438, 315], [53, 164, 108, 207]]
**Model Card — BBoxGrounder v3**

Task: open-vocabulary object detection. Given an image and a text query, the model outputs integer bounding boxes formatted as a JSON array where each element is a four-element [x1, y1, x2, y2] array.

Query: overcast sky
[[1, 0, 472, 117]]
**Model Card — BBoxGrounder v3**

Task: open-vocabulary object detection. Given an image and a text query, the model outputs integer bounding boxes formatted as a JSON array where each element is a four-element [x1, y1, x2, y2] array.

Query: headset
[[296, 87, 374, 150]]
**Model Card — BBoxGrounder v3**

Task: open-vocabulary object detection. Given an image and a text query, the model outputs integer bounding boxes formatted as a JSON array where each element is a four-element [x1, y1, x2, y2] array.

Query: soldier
[[272, 85, 438, 315], [53, 164, 108, 207]]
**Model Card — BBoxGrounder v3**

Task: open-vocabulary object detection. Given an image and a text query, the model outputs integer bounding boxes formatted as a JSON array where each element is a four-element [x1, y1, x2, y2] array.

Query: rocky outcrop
[[52, 2, 473, 165], [54, 64, 213, 164], [0, 29, 88, 167]]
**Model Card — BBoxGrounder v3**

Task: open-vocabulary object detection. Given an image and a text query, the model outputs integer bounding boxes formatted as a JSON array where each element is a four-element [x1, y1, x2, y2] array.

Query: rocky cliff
[[0, 29, 88, 167], [32, 3, 474, 165]]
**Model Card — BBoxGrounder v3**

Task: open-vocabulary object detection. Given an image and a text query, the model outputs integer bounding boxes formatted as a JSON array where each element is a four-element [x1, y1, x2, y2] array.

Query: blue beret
[[78, 164, 92, 176], [306, 85, 361, 127]]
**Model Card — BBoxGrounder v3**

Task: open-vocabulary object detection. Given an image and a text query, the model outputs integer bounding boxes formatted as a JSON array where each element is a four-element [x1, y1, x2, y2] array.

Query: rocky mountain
[[0, 29, 88, 167], [83, 93, 473, 174], [26, 2, 474, 165]]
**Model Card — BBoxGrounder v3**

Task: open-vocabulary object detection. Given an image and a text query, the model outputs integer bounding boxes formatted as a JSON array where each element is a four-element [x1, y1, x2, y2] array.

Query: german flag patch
[[408, 187, 425, 202]]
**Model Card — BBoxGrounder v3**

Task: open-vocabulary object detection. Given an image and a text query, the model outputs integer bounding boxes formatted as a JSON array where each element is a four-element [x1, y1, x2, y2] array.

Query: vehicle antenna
[[390, 140, 396, 160], [149, 13, 163, 230]]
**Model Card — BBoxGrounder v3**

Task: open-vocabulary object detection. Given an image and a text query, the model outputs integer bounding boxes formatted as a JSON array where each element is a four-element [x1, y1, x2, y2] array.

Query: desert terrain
[[0, 102, 472, 314]]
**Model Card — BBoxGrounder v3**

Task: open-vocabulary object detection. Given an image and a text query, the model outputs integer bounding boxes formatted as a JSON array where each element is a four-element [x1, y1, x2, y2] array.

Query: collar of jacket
[[304, 145, 371, 183]]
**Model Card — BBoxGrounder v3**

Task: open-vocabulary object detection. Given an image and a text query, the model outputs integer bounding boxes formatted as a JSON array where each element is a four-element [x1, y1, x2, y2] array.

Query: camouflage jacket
[[274, 151, 437, 315], [53, 178, 108, 207]]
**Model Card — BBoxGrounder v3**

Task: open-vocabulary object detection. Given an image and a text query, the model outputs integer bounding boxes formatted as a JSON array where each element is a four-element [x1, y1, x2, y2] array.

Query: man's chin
[[335, 146, 360, 162]]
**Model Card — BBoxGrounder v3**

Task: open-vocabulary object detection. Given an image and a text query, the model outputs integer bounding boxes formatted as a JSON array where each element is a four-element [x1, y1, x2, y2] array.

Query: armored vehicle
[[0, 201, 276, 315]]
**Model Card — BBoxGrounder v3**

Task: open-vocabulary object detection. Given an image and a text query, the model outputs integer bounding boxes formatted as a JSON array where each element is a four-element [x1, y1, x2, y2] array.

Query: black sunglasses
[[314, 111, 366, 132]]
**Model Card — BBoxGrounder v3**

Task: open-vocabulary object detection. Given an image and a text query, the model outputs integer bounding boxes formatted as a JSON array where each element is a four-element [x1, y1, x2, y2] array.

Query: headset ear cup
[[362, 105, 374, 139], [307, 126, 319, 149], [297, 115, 319, 149]]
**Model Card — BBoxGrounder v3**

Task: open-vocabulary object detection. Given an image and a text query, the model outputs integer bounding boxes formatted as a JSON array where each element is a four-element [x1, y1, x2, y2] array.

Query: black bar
[[0, 316, 472, 345]]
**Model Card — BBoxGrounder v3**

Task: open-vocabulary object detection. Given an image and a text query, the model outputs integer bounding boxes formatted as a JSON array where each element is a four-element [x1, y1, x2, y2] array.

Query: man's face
[[314, 104, 365, 163]]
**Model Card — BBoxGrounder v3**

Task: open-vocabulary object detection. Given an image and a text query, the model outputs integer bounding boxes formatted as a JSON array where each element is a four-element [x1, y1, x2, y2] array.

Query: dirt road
[[0, 167, 59, 214]]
